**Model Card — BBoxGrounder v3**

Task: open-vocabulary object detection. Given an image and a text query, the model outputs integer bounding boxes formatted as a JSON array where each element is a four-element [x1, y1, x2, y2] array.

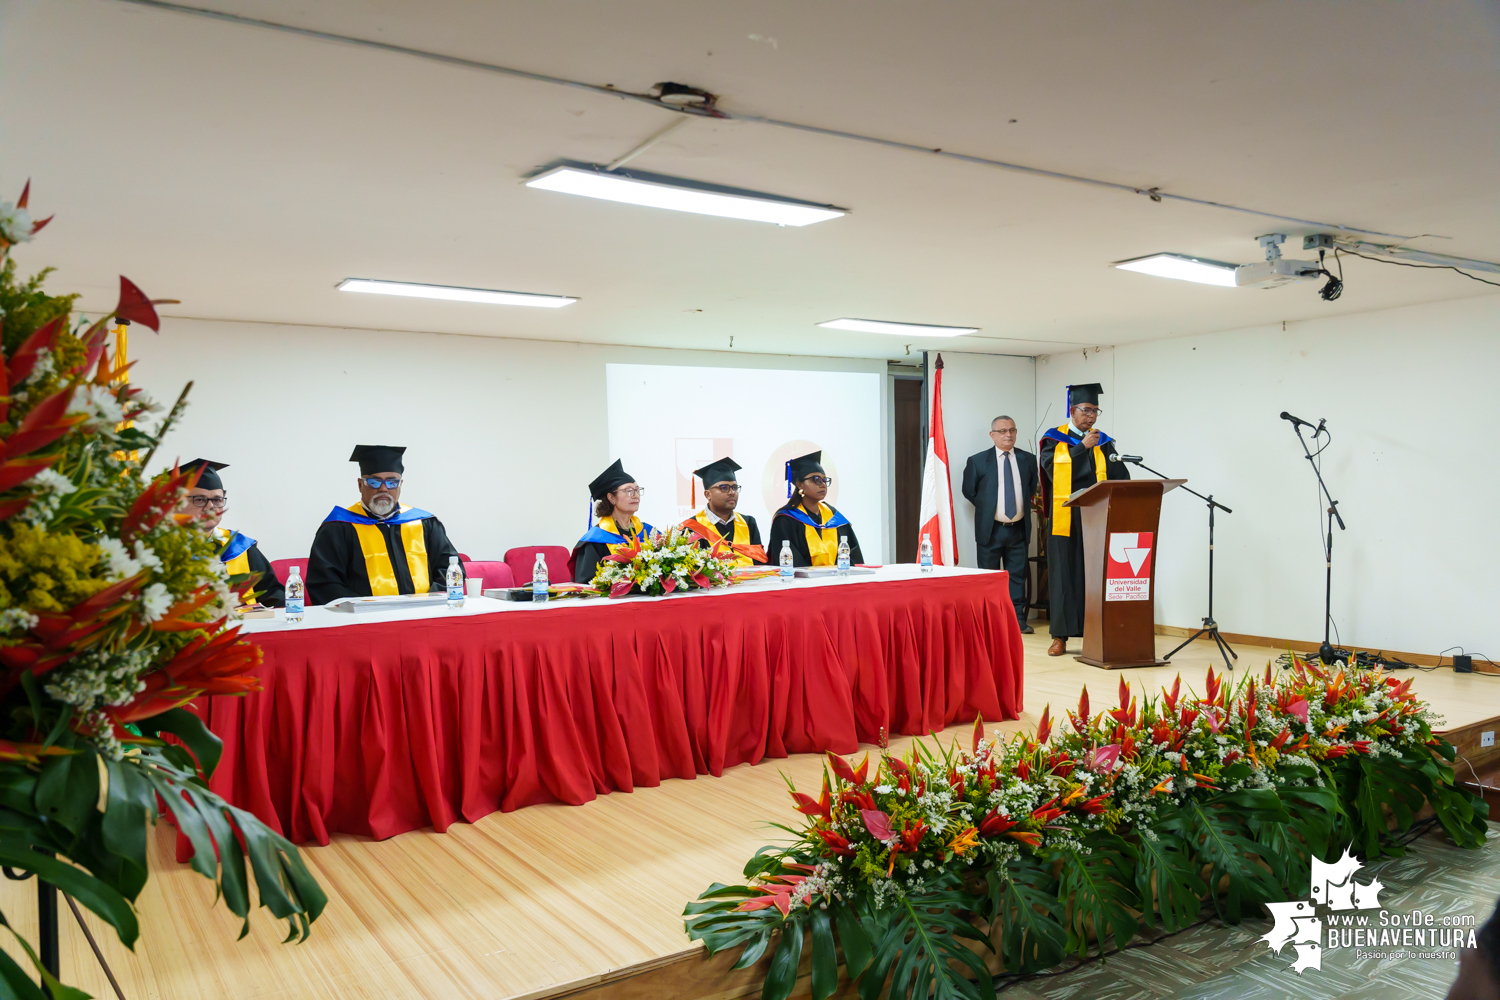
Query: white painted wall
[[1035, 293, 1500, 657], [929, 351, 1036, 568], [130, 318, 889, 565]]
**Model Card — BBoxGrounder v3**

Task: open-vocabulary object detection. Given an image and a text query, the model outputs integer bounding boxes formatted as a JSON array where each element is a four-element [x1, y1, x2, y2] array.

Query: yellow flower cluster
[[0, 522, 109, 614]]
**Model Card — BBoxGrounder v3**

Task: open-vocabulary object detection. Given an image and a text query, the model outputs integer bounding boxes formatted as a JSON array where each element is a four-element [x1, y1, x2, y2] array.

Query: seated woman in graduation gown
[[178, 458, 285, 608], [306, 445, 463, 604], [766, 450, 865, 568], [681, 457, 762, 567], [572, 459, 655, 584]]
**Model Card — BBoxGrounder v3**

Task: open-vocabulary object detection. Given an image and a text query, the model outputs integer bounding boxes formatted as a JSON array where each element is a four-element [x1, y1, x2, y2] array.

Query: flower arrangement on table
[[685, 659, 1487, 1000], [590, 519, 763, 598], [0, 183, 324, 995]]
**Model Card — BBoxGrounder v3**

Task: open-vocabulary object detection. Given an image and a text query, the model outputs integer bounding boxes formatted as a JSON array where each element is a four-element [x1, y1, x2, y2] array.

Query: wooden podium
[[1064, 478, 1185, 669]]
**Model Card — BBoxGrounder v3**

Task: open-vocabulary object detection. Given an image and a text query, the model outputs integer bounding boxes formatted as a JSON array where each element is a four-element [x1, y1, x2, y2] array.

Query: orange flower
[[947, 826, 980, 857]]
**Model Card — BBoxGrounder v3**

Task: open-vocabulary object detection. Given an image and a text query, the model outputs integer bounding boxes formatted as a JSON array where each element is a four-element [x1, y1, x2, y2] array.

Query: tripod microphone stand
[[1283, 414, 1346, 664], [1121, 457, 1238, 671]]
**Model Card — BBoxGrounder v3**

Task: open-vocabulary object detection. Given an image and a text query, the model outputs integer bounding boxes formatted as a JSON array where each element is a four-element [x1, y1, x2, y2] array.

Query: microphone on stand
[[1118, 455, 1143, 464], [1280, 411, 1316, 429]]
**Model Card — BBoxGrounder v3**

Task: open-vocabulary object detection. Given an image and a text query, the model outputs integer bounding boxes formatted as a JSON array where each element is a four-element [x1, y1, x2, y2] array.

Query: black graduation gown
[[305, 514, 462, 605], [242, 543, 285, 608], [572, 542, 611, 585], [766, 504, 864, 568], [1038, 432, 1130, 638]]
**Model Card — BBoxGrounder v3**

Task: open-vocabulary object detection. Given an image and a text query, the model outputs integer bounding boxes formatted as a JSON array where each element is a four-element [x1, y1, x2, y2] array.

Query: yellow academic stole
[[598, 515, 646, 553], [347, 504, 430, 595], [693, 510, 752, 567], [1050, 425, 1107, 537], [217, 528, 252, 576], [803, 503, 841, 567]]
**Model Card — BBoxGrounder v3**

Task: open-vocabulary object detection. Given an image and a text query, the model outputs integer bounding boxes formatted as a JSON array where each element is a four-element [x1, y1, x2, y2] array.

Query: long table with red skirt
[[190, 565, 1024, 846]]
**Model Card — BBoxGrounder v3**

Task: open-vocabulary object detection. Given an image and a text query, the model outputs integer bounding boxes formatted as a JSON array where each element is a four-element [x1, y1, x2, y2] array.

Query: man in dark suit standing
[[962, 415, 1038, 633]]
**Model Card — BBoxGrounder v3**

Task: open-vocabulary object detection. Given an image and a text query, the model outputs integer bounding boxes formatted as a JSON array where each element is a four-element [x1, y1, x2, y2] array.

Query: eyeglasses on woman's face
[[186, 495, 228, 510], [614, 486, 644, 499], [801, 476, 832, 488]]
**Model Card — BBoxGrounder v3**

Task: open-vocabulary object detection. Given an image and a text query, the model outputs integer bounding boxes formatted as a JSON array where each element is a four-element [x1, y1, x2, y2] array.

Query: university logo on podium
[[1104, 532, 1153, 602]]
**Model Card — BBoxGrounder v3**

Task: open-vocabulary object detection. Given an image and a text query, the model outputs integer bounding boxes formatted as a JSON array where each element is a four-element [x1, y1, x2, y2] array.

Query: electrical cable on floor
[[110, 0, 1418, 241], [995, 914, 1216, 991], [64, 893, 127, 1000]]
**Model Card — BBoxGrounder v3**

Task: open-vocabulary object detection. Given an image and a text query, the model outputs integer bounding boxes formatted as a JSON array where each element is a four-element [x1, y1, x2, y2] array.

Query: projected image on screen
[[606, 364, 884, 562]]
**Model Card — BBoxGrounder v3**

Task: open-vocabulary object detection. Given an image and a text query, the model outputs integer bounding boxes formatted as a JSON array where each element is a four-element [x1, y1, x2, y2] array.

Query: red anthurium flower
[[115, 276, 162, 331], [1286, 698, 1309, 726], [1089, 743, 1123, 772], [861, 809, 895, 842], [1035, 705, 1052, 745]]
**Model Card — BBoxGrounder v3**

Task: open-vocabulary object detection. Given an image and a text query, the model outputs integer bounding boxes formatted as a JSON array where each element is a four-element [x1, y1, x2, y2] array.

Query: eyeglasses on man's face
[[186, 495, 228, 510], [709, 484, 741, 493], [801, 476, 833, 488], [991, 427, 1018, 436], [614, 487, 644, 499], [1074, 406, 1102, 417], [362, 477, 403, 490]]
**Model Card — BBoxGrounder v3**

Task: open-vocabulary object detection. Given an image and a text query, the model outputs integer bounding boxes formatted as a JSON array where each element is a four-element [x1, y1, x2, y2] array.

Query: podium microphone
[[1280, 411, 1316, 429], [1118, 454, 1143, 464]]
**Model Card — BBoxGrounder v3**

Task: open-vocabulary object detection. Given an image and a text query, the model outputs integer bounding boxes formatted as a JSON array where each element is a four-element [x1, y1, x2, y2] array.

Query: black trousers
[[976, 519, 1028, 625]]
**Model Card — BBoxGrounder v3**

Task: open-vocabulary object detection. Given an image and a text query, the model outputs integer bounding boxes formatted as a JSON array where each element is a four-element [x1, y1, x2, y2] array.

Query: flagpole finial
[[934, 353, 944, 369]]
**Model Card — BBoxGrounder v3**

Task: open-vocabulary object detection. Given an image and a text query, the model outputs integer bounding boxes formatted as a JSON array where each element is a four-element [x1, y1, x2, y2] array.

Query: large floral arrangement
[[685, 659, 1487, 1000], [590, 520, 751, 597], [0, 185, 323, 995]]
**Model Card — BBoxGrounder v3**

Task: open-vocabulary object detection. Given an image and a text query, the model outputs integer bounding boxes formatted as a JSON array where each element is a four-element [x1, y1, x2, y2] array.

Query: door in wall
[[894, 378, 923, 562]]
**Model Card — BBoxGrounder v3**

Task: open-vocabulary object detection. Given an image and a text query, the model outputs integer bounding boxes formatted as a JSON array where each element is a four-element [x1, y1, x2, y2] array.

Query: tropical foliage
[[590, 519, 757, 597], [0, 184, 324, 997], [685, 659, 1487, 1000]]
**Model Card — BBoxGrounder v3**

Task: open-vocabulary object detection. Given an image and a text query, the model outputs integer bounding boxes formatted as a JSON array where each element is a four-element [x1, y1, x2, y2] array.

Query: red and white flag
[[917, 354, 956, 564]]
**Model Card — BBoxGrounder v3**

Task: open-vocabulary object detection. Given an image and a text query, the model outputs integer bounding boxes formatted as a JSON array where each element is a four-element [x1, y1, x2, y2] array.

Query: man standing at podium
[[1039, 383, 1129, 656]]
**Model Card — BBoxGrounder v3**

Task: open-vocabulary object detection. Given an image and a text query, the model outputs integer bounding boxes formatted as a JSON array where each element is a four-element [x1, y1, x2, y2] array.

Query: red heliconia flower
[[977, 808, 1016, 837], [1243, 685, 1257, 731], [1222, 749, 1241, 766], [1035, 705, 1052, 745], [827, 751, 858, 784], [1163, 675, 1181, 713], [852, 752, 870, 785], [1352, 740, 1373, 755], [1015, 759, 1030, 780], [791, 778, 832, 822], [1078, 794, 1108, 815], [1180, 706, 1200, 730], [816, 829, 855, 856], [949, 771, 965, 799], [1205, 667, 1221, 707], [898, 820, 927, 853], [1270, 727, 1291, 750], [1117, 677, 1131, 713], [1324, 745, 1349, 760], [1264, 663, 1274, 687], [972, 712, 985, 753], [1077, 687, 1090, 728], [1031, 796, 1064, 825], [886, 756, 909, 779]]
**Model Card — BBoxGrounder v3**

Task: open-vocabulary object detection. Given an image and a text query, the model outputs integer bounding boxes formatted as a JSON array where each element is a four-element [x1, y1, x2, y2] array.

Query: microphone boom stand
[[1127, 459, 1238, 671], [1288, 420, 1346, 664]]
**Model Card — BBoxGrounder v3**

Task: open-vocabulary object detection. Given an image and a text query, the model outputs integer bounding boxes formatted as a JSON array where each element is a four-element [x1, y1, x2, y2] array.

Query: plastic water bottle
[[920, 534, 934, 573], [532, 552, 549, 603], [446, 556, 464, 608], [837, 535, 851, 577], [284, 566, 304, 623], [779, 540, 794, 582]]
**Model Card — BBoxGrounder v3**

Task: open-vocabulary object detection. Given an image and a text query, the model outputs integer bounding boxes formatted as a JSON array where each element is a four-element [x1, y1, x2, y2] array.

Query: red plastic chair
[[461, 560, 514, 591], [270, 558, 308, 585], [504, 545, 573, 585]]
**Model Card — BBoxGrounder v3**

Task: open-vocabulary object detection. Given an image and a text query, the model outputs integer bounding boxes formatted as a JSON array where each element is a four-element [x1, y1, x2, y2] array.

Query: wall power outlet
[[1483, 731, 1496, 748]]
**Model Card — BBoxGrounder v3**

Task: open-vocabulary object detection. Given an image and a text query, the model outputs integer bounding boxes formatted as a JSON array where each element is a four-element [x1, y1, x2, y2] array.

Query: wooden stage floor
[[4, 629, 1495, 1000]]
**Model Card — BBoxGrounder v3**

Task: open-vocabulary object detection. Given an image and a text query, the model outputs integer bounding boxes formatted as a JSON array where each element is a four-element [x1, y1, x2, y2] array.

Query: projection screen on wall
[[605, 364, 885, 562]]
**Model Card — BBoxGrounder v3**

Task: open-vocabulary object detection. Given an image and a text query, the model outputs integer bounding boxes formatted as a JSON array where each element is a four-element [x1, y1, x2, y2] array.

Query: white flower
[[28, 467, 76, 497], [0, 202, 34, 245], [0, 608, 39, 633], [65, 383, 126, 432], [140, 583, 172, 622], [97, 537, 144, 581]]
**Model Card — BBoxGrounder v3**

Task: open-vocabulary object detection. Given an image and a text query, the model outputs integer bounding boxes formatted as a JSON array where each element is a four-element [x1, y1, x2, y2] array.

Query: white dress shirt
[[993, 446, 1026, 524]]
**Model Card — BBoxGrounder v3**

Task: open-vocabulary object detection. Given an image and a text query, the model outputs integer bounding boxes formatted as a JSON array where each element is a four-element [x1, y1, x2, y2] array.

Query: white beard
[[366, 494, 397, 519]]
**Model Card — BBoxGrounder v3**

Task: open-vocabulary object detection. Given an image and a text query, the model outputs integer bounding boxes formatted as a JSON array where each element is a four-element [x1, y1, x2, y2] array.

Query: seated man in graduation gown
[[1038, 383, 1129, 656], [573, 459, 655, 584], [178, 458, 285, 608], [306, 445, 463, 604], [766, 451, 864, 567], [681, 457, 762, 567]]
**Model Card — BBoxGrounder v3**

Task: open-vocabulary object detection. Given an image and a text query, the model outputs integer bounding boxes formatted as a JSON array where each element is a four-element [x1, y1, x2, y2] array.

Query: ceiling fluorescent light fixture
[[336, 278, 576, 308], [817, 318, 979, 337], [525, 165, 846, 227], [1114, 253, 1238, 287]]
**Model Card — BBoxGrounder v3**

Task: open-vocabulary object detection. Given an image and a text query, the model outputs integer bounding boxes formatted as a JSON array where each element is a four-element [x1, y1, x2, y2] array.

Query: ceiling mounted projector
[[1234, 234, 1321, 289]]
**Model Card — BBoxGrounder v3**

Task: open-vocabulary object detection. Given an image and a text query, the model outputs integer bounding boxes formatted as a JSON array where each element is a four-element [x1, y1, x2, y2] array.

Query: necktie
[[1002, 452, 1016, 519]]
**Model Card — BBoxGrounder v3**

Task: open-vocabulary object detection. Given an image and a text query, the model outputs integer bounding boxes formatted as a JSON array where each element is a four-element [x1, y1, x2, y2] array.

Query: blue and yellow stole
[[778, 502, 851, 566], [1040, 424, 1113, 536], [323, 503, 435, 595], [216, 528, 262, 601], [578, 515, 654, 554], [691, 510, 752, 567]]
